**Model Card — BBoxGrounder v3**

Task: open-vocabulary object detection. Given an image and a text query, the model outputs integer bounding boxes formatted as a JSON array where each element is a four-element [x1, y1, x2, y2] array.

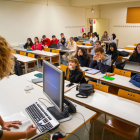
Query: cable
[[66, 133, 80, 140], [38, 98, 52, 108], [76, 112, 90, 134]]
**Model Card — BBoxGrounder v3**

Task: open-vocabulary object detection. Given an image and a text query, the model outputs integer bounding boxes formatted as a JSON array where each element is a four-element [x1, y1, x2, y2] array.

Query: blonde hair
[[66, 58, 83, 81], [0, 36, 14, 80]]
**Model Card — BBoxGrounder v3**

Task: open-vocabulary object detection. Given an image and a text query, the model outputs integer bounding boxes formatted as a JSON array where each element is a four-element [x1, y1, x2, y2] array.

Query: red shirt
[[50, 38, 59, 46], [41, 38, 50, 46]]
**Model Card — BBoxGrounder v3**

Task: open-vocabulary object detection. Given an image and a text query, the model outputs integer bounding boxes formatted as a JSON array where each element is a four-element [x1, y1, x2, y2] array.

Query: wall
[[100, 1, 140, 48]]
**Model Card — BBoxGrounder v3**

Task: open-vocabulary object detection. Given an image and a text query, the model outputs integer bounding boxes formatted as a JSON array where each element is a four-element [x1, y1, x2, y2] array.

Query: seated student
[[106, 42, 119, 65], [89, 47, 112, 73], [90, 41, 101, 56], [24, 38, 33, 49], [90, 33, 98, 44], [109, 33, 116, 43], [31, 37, 42, 50], [60, 33, 66, 42], [57, 37, 68, 49], [101, 31, 109, 41], [79, 33, 88, 41], [41, 35, 50, 47], [129, 43, 140, 63], [94, 32, 99, 40], [74, 48, 90, 67], [87, 32, 92, 39], [49, 35, 59, 46], [0, 36, 37, 140], [62, 37, 77, 60], [66, 58, 86, 83]]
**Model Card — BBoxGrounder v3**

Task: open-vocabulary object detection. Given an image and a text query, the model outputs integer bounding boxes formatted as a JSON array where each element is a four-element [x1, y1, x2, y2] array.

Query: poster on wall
[[81, 28, 84, 33]]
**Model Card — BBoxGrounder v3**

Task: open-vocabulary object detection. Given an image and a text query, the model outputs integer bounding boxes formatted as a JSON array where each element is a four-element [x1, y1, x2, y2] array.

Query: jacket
[[24, 43, 33, 49], [31, 43, 42, 50], [106, 50, 119, 64], [129, 74, 140, 88], [50, 39, 59, 46], [89, 54, 111, 73], [67, 41, 77, 51], [77, 56, 89, 67], [41, 38, 50, 46], [101, 35, 109, 41], [129, 53, 140, 63], [90, 36, 98, 43]]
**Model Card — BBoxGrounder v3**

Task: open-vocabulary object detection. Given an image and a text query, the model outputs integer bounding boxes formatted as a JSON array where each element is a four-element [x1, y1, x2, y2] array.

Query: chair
[[76, 42, 81, 45], [101, 89, 138, 140], [27, 53, 35, 69], [85, 43, 92, 53], [60, 64, 68, 76], [20, 51, 26, 56], [12, 50, 16, 54], [67, 41, 70, 44], [134, 44, 138, 46], [38, 48, 50, 61], [125, 46, 135, 50], [44, 48, 50, 52], [47, 49, 59, 64], [114, 68, 131, 77], [116, 56, 123, 62], [116, 39, 119, 46], [101, 41, 104, 43], [88, 81, 109, 93]]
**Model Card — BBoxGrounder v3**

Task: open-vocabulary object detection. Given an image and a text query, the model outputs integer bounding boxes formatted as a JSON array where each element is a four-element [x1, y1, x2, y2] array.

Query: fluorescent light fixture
[[91, 5, 94, 13]]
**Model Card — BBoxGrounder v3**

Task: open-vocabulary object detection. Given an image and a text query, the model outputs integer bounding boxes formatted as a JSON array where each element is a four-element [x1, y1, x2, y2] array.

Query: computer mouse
[[52, 132, 66, 140]]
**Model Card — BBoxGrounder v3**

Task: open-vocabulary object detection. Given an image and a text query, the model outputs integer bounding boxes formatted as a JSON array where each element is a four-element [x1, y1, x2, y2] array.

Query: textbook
[[86, 69, 100, 75]]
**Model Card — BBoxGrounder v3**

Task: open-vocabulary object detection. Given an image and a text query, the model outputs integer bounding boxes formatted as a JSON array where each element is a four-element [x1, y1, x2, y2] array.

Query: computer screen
[[43, 61, 64, 113]]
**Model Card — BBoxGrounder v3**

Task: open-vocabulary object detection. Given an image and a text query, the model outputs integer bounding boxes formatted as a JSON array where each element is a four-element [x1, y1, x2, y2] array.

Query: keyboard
[[25, 102, 59, 132]]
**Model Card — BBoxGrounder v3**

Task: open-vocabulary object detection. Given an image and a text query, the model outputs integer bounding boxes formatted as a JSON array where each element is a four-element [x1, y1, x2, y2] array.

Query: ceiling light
[[91, 6, 94, 13]]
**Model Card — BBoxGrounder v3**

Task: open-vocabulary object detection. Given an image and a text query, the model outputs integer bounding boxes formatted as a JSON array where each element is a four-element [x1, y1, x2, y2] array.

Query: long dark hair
[[112, 34, 116, 40], [61, 37, 66, 45], [34, 37, 39, 44], [82, 33, 86, 38], [109, 43, 117, 53], [75, 48, 90, 64], [133, 43, 140, 57], [27, 38, 33, 46]]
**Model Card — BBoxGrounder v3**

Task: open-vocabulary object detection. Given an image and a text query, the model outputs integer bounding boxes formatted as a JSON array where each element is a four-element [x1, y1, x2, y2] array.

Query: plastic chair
[[84, 43, 92, 53], [44, 48, 50, 52], [67, 41, 70, 44], [134, 44, 138, 46], [116, 39, 119, 46], [101, 41, 104, 43], [114, 68, 131, 77], [101, 89, 138, 140], [27, 53, 35, 69], [116, 56, 123, 62], [20, 51, 26, 56], [125, 46, 135, 50], [12, 50, 16, 54], [76, 42, 81, 45], [60, 64, 68, 76], [88, 81, 109, 93], [47, 49, 59, 64]]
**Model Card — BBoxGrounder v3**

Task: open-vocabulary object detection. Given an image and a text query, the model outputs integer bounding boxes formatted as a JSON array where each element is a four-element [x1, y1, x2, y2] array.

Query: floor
[[25, 65, 139, 140]]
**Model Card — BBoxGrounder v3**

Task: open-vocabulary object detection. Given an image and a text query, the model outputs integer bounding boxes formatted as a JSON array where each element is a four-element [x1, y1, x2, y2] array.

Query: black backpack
[[119, 51, 129, 57], [74, 37, 79, 42], [14, 58, 23, 76]]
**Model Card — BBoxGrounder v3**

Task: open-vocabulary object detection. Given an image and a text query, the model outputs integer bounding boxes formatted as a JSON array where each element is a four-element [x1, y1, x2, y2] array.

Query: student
[[94, 32, 99, 40], [106, 42, 119, 64], [24, 38, 33, 49], [74, 48, 90, 67], [90, 33, 98, 44], [89, 47, 111, 73], [31, 37, 42, 50], [101, 31, 109, 41], [0, 36, 37, 140], [49, 35, 59, 46], [87, 32, 91, 39], [60, 33, 66, 42], [62, 37, 77, 60], [129, 43, 140, 63], [66, 58, 86, 83], [109, 33, 116, 43], [90, 41, 101, 56], [41, 35, 50, 47], [57, 37, 68, 49], [79, 33, 88, 41]]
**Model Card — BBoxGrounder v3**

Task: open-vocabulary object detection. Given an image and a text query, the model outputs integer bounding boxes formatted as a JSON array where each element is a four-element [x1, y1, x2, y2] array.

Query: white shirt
[[90, 36, 98, 43]]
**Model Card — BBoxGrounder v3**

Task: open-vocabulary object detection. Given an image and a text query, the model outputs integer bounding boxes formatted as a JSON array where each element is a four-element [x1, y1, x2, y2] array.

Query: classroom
[[0, 0, 140, 140]]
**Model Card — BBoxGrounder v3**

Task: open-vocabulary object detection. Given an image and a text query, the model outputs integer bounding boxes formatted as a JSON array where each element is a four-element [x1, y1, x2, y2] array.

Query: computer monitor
[[43, 61, 64, 113]]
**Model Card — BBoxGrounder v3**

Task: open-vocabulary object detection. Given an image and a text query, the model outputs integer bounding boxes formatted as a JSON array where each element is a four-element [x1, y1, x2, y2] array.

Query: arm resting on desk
[[97, 62, 110, 74]]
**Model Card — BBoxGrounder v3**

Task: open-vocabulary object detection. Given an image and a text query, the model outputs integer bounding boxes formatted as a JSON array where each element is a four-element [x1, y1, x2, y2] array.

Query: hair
[[0, 36, 15, 80], [70, 37, 74, 40], [94, 32, 98, 37], [92, 33, 95, 37], [74, 48, 90, 64], [112, 33, 116, 40], [27, 38, 33, 46], [82, 33, 86, 38], [60, 33, 64, 35], [95, 47, 104, 53], [34, 37, 39, 44], [95, 41, 101, 45], [66, 58, 83, 81], [42, 35, 46, 38], [109, 42, 117, 52], [104, 31, 108, 36], [52, 35, 56, 38], [133, 43, 140, 57], [87, 32, 91, 37]]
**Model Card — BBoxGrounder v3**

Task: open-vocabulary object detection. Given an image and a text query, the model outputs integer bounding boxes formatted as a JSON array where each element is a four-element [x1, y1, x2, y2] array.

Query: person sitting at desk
[[24, 38, 33, 49], [129, 43, 140, 63], [89, 47, 112, 73], [66, 58, 86, 83], [0, 36, 37, 140], [109, 33, 117, 43], [41, 35, 50, 47], [62, 37, 77, 60], [90, 33, 98, 44], [101, 31, 109, 41], [79, 33, 88, 42], [49, 35, 59, 47], [106, 42, 119, 65], [74, 48, 90, 67], [87, 32, 92, 39], [31, 37, 42, 50], [60, 33, 66, 42], [90, 41, 101, 56]]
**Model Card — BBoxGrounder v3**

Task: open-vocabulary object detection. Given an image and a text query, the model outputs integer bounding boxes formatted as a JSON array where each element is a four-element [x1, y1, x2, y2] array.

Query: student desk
[[13, 47, 61, 65], [118, 49, 133, 55], [65, 88, 140, 139], [77, 45, 94, 53], [124, 65, 140, 74], [13, 54, 39, 74], [125, 45, 136, 48], [0, 75, 96, 140]]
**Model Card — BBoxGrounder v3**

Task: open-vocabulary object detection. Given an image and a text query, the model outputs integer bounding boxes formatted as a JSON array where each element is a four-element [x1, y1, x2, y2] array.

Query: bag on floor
[[115, 61, 125, 70], [14, 58, 23, 76]]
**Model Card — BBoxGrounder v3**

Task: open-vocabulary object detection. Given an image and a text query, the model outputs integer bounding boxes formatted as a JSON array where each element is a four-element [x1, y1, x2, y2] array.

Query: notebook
[[86, 69, 100, 75], [34, 73, 43, 78]]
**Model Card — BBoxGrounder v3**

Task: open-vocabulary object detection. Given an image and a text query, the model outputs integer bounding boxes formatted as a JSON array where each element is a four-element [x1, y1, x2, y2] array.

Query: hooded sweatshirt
[[129, 53, 140, 63]]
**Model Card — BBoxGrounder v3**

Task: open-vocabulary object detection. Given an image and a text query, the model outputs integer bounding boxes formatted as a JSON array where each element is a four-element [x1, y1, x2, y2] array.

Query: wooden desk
[[13, 54, 39, 74], [0, 75, 96, 140], [65, 88, 140, 139]]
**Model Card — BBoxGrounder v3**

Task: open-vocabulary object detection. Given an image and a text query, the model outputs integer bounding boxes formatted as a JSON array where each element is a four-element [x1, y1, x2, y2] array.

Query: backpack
[[119, 51, 129, 57], [74, 37, 79, 42], [14, 58, 23, 76], [129, 74, 140, 88]]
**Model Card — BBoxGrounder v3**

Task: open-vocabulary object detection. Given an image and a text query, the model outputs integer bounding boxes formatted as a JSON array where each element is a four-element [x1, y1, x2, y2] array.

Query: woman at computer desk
[[66, 58, 86, 83], [31, 37, 42, 50], [0, 36, 37, 140]]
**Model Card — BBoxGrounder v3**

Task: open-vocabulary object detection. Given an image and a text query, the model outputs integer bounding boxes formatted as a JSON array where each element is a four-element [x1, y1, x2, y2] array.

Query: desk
[[125, 45, 136, 48], [13, 47, 61, 65], [65, 88, 140, 139], [0, 75, 96, 140], [77, 45, 93, 53], [13, 54, 39, 74]]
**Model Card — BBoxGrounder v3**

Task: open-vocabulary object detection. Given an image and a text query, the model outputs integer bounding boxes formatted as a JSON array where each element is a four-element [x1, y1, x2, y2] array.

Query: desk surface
[[0, 75, 96, 139], [118, 49, 133, 53], [65, 88, 140, 127], [126, 45, 136, 48], [49, 48, 75, 53], [13, 54, 37, 63]]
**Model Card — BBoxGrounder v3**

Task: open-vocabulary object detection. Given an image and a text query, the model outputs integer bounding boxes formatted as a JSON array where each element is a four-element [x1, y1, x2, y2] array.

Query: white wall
[[100, 1, 140, 48]]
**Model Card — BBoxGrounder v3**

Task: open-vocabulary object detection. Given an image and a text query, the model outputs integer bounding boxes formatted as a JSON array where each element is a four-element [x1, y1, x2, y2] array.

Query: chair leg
[[101, 128, 105, 140]]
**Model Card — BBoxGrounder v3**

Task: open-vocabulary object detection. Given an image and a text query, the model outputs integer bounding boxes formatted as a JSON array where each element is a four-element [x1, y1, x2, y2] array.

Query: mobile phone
[[66, 83, 74, 87]]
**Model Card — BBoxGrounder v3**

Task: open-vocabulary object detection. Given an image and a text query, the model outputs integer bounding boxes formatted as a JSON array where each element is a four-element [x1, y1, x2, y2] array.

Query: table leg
[[25, 63, 27, 74], [87, 49, 89, 54], [138, 128, 140, 140], [59, 55, 61, 65], [50, 57, 52, 64], [37, 60, 39, 71]]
